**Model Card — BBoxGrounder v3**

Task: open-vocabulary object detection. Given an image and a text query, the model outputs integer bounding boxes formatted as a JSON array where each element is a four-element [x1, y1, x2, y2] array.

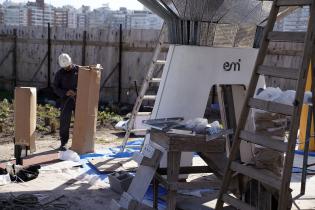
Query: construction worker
[[53, 53, 78, 151]]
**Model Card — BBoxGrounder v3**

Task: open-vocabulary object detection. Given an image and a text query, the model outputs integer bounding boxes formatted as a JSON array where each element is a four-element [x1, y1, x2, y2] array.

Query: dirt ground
[[1, 127, 315, 209], [0, 127, 125, 162]]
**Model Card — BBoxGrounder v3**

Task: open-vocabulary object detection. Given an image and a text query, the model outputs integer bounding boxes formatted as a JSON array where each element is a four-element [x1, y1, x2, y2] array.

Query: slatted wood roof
[[159, 0, 272, 24]]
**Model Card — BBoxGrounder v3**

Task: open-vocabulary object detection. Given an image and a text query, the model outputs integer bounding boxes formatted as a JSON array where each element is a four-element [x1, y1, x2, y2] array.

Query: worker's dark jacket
[[53, 65, 79, 146], [53, 65, 79, 101]]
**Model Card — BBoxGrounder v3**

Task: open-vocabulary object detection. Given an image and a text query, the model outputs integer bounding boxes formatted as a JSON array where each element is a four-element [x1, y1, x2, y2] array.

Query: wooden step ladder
[[215, 1, 315, 210], [120, 23, 167, 152]]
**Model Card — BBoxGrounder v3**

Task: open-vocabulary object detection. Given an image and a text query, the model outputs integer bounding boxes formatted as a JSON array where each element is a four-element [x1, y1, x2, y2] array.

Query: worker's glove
[[66, 90, 76, 97]]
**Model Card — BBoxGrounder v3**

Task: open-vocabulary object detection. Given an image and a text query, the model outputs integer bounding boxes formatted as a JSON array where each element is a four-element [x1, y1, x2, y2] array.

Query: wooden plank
[[170, 180, 222, 190], [168, 138, 225, 152], [150, 129, 226, 152], [88, 157, 138, 173], [157, 166, 212, 175], [267, 48, 303, 56], [230, 162, 282, 190], [268, 32, 306, 43], [277, 0, 313, 6], [248, 98, 294, 115], [127, 144, 163, 202], [167, 151, 181, 210], [127, 166, 159, 202], [239, 130, 288, 152], [257, 65, 299, 80], [222, 194, 256, 210]]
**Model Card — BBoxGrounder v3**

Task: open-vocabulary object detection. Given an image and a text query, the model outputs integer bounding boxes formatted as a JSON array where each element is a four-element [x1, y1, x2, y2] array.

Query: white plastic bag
[[183, 118, 208, 133], [206, 121, 222, 135], [0, 173, 11, 185], [304, 91, 312, 104], [274, 90, 295, 105], [255, 87, 282, 102], [115, 120, 128, 130], [58, 149, 80, 162]]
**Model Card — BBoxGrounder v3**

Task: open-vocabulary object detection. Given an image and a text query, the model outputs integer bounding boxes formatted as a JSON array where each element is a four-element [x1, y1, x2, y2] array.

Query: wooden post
[[118, 24, 122, 103], [82, 30, 87, 66], [47, 23, 51, 87], [12, 29, 17, 88]]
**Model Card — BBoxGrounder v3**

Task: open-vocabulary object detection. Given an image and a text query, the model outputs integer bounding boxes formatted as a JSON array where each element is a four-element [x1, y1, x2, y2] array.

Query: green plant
[[37, 104, 60, 133], [97, 111, 123, 126], [0, 99, 11, 119], [0, 99, 13, 134]]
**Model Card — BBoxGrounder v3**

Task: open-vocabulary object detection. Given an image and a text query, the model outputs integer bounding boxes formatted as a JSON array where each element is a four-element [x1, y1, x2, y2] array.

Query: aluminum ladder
[[120, 23, 167, 152]]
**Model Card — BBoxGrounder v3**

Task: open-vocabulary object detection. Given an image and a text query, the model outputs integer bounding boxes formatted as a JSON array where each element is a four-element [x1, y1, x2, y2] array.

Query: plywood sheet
[[89, 157, 138, 173]]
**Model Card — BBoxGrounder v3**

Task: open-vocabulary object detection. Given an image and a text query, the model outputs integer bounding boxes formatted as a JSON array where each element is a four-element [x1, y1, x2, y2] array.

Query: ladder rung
[[257, 65, 299, 80], [149, 78, 161, 83], [136, 112, 151, 116], [268, 32, 306, 42], [154, 60, 166, 65], [143, 95, 157, 100], [230, 162, 282, 190], [222, 194, 256, 210], [277, 0, 313, 6], [240, 130, 288, 152], [248, 98, 293, 115], [125, 145, 142, 148], [131, 128, 148, 133]]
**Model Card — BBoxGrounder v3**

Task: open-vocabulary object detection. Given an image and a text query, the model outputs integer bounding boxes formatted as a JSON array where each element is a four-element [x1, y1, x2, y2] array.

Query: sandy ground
[[1, 128, 315, 209], [0, 127, 124, 162]]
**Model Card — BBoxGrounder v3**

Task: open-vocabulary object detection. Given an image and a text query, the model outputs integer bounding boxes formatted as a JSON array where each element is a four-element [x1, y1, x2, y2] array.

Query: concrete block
[[108, 171, 134, 194]]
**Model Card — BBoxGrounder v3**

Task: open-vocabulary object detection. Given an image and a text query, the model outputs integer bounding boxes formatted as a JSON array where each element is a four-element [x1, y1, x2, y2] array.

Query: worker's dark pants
[[59, 97, 75, 146]]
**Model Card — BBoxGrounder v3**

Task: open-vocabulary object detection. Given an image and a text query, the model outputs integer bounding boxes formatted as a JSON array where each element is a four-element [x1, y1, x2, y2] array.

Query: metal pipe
[[137, 0, 179, 43], [47, 23, 51, 87], [12, 28, 17, 88], [82, 30, 87, 66], [137, 0, 177, 22], [118, 24, 123, 103]]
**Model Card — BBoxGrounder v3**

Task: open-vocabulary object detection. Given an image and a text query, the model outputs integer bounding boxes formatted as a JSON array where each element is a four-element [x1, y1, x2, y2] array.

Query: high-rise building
[[77, 5, 90, 29], [111, 7, 128, 28], [126, 10, 163, 29], [0, 5, 4, 24], [67, 7, 77, 28], [3, 2, 27, 26], [1, 1, 163, 29], [88, 4, 111, 28], [26, 0, 54, 27], [54, 7, 67, 27]]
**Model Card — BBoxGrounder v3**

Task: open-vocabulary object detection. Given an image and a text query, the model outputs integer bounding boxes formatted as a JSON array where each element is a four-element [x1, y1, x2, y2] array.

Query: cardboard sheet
[[72, 66, 101, 154], [14, 87, 37, 152]]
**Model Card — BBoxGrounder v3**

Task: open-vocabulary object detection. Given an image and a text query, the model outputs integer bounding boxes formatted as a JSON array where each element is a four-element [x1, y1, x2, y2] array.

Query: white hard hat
[[58, 53, 72, 68]]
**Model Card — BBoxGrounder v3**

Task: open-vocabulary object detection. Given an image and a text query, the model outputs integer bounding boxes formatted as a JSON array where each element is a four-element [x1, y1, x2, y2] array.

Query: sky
[[0, 0, 144, 10]]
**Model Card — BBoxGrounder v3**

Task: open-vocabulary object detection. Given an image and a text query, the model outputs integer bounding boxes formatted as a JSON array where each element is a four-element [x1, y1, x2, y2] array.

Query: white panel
[[147, 45, 263, 168]]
